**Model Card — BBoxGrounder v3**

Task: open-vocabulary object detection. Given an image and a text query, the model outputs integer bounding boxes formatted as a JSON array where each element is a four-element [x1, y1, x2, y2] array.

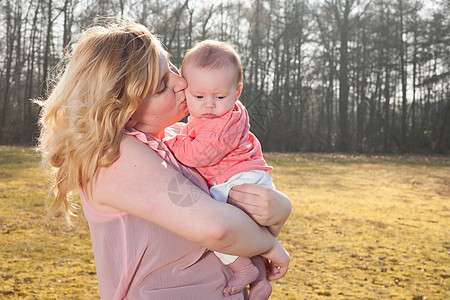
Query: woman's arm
[[90, 135, 288, 274], [228, 184, 292, 237]]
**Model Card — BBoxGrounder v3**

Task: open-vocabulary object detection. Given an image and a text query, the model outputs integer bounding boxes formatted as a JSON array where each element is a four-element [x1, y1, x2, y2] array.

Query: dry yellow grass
[[1, 146, 449, 299], [0, 146, 98, 298], [267, 153, 449, 300]]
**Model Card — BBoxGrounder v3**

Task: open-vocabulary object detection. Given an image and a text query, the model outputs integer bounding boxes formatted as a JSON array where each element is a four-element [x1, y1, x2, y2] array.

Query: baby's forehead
[[184, 64, 235, 74], [185, 67, 239, 89]]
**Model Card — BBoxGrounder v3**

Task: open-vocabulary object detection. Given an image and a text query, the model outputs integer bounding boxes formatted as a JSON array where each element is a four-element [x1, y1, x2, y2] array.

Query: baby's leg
[[223, 256, 259, 296], [248, 256, 272, 300]]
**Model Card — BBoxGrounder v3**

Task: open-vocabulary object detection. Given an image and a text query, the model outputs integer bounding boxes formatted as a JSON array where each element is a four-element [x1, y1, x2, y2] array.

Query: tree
[[1, 1, 17, 144], [0, 0, 447, 152], [324, 0, 371, 152]]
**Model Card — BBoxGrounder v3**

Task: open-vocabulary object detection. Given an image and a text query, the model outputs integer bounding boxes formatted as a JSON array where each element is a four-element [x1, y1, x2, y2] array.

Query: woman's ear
[[125, 118, 137, 128], [236, 83, 243, 100]]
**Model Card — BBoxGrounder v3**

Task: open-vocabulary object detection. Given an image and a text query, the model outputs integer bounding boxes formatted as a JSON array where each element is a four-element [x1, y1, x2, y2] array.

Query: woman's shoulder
[[119, 133, 162, 161], [91, 134, 165, 210], [120, 132, 148, 151]]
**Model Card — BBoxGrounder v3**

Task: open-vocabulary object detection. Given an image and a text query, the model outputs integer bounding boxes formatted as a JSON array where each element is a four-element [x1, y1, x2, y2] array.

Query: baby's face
[[183, 66, 242, 120]]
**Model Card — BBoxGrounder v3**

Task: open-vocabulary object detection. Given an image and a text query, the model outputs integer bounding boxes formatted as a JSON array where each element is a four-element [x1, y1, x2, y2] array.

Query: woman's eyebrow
[[155, 68, 168, 92]]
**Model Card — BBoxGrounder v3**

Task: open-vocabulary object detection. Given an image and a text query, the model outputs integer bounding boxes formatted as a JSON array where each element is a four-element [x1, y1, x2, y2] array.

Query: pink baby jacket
[[165, 101, 273, 187]]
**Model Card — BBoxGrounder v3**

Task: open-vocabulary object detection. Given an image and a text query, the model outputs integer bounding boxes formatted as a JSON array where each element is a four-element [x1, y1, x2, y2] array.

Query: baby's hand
[[260, 239, 290, 281]]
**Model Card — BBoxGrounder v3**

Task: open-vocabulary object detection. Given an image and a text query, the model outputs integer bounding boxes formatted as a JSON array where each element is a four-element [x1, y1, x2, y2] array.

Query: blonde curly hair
[[36, 19, 162, 223]]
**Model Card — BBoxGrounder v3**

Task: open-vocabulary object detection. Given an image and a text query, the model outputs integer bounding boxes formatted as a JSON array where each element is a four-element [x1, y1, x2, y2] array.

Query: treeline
[[0, 0, 449, 153]]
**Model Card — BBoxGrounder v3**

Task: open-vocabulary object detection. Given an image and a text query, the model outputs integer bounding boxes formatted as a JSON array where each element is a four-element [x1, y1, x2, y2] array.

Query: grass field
[[1, 146, 449, 299]]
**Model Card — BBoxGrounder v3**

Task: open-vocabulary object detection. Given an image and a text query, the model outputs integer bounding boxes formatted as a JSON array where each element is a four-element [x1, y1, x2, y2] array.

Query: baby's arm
[[165, 116, 242, 168]]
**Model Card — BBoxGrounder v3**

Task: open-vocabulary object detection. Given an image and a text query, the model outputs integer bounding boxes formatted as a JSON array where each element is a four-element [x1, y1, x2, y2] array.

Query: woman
[[37, 18, 291, 299]]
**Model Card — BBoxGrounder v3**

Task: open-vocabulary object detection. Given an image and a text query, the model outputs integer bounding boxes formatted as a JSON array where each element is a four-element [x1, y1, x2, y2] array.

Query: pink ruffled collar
[[124, 127, 169, 160], [123, 126, 210, 194]]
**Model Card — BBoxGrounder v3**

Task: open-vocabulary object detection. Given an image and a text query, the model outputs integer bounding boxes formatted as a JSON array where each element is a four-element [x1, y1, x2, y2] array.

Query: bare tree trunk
[[335, 0, 353, 152], [411, 1, 419, 151], [166, 0, 189, 50], [399, 0, 408, 150], [186, 3, 194, 49], [63, 0, 77, 49], [380, 2, 392, 152], [314, 6, 336, 151], [356, 26, 368, 152], [200, 4, 215, 40], [326, 49, 335, 151], [23, 0, 42, 144], [1, 2, 16, 144], [434, 100, 450, 153], [249, 0, 261, 97], [41, 0, 53, 95]]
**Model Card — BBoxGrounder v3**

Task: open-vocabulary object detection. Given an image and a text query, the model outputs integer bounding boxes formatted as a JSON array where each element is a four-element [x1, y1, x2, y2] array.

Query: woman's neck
[[134, 124, 165, 140]]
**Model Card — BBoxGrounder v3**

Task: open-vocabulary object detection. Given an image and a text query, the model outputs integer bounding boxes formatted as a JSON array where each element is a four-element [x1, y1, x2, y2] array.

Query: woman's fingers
[[229, 184, 277, 224], [260, 240, 290, 281], [266, 264, 288, 281], [228, 185, 260, 208]]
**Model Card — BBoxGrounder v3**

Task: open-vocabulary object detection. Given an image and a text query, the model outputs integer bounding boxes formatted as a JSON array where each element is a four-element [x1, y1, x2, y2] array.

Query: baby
[[165, 40, 275, 299]]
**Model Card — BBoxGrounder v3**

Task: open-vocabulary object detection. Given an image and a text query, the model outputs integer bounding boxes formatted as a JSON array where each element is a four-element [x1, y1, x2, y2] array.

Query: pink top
[[80, 125, 245, 300], [165, 101, 273, 187]]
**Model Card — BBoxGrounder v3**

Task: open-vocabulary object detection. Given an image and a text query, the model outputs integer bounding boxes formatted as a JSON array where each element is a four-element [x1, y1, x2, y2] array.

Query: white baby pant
[[210, 170, 275, 265]]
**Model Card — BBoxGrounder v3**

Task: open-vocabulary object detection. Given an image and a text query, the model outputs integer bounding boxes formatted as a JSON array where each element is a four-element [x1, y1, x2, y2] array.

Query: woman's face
[[130, 50, 188, 139]]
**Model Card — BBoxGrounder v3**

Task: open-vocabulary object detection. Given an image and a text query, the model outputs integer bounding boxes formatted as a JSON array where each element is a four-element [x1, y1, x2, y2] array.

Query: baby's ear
[[236, 83, 243, 100]]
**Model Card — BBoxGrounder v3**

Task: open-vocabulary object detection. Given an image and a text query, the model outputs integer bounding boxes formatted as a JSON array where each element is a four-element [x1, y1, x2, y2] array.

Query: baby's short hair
[[181, 40, 243, 84]]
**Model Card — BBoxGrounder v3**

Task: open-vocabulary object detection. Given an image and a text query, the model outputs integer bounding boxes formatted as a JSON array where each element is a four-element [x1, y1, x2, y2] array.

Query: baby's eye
[[195, 95, 204, 99], [217, 96, 225, 99]]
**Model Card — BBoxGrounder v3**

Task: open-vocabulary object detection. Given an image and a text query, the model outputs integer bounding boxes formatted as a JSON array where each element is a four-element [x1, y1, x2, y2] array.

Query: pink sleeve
[[165, 115, 244, 168]]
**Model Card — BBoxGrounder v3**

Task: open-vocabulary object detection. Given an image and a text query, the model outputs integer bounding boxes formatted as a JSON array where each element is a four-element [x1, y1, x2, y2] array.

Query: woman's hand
[[259, 239, 290, 281], [228, 184, 292, 236]]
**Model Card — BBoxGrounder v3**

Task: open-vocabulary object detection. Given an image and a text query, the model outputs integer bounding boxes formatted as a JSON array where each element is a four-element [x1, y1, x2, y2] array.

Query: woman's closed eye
[[157, 82, 167, 94]]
